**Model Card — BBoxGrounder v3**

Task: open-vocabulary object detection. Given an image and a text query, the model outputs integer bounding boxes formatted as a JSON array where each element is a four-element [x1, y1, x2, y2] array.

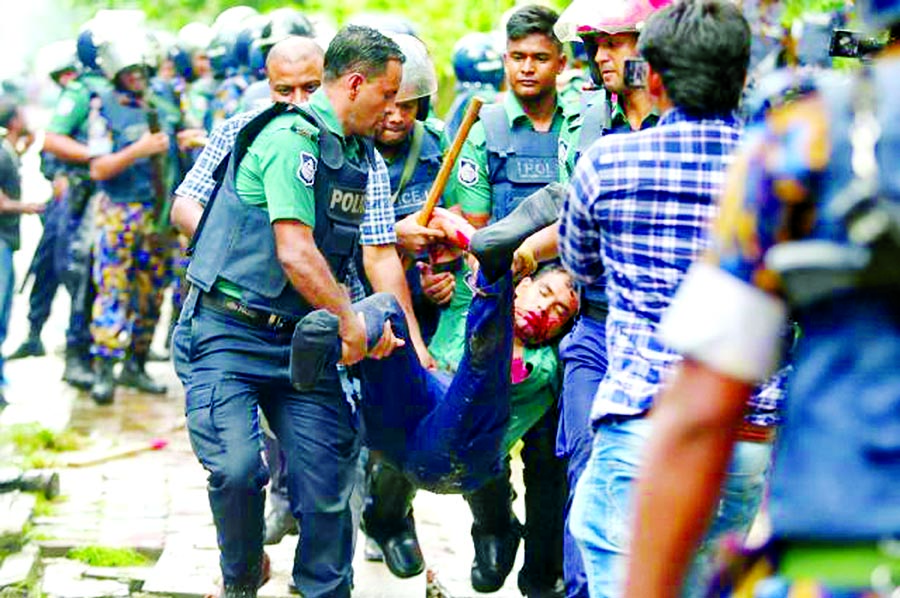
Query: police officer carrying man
[[626, 5, 900, 598], [87, 27, 181, 404], [451, 5, 578, 595], [172, 26, 406, 598]]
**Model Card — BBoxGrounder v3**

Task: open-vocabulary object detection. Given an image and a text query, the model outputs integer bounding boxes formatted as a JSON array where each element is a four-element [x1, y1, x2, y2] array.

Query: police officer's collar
[[609, 95, 659, 131], [307, 88, 347, 140], [503, 92, 577, 128]]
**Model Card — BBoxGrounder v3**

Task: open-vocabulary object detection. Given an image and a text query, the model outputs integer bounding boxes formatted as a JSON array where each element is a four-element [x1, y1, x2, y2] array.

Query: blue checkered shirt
[[559, 107, 784, 425], [174, 107, 396, 302]]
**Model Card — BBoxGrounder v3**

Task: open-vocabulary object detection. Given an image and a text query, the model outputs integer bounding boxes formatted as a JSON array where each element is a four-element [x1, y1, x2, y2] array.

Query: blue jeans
[[557, 315, 608, 598], [173, 288, 360, 598], [357, 271, 513, 494], [0, 239, 14, 385], [569, 417, 772, 598]]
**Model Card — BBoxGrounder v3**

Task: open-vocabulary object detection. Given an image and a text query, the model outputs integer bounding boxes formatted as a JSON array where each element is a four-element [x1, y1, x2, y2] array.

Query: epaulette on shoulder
[[290, 112, 320, 141], [423, 117, 445, 135]]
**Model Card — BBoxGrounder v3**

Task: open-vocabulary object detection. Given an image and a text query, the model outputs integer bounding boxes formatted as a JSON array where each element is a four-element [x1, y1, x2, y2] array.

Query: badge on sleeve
[[297, 152, 317, 187], [56, 96, 75, 118], [458, 158, 479, 187]]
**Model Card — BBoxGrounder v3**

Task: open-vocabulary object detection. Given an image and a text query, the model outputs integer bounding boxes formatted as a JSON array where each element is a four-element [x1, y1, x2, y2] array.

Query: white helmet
[[385, 33, 438, 103]]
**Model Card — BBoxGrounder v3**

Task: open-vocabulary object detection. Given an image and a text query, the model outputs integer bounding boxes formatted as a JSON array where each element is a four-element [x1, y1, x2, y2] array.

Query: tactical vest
[[186, 102, 373, 320], [481, 104, 560, 223], [765, 63, 900, 540], [95, 91, 177, 205], [386, 121, 444, 219], [0, 137, 22, 251]]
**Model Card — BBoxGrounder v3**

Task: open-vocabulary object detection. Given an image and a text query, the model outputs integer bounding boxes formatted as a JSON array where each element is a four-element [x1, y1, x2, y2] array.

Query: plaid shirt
[[560, 107, 784, 424], [174, 107, 396, 302]]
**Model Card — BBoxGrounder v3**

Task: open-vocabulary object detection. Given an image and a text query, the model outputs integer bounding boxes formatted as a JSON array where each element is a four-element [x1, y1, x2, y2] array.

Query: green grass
[[66, 546, 150, 568], [0, 424, 86, 469]]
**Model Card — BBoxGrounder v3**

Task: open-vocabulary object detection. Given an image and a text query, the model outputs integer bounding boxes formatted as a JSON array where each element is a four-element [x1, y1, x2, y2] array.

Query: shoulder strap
[[480, 103, 513, 157], [186, 103, 296, 256], [391, 121, 425, 203], [577, 92, 612, 154]]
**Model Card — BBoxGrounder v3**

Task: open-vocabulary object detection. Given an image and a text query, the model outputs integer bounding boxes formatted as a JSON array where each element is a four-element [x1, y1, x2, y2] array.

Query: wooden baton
[[415, 96, 484, 226]]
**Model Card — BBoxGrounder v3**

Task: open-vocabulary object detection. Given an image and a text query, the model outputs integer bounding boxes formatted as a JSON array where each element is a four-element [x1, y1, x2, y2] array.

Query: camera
[[829, 30, 885, 59], [624, 57, 648, 88]]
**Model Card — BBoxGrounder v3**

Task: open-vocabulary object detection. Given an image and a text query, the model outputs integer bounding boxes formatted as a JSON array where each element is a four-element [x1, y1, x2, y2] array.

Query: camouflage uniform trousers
[[90, 194, 172, 360]]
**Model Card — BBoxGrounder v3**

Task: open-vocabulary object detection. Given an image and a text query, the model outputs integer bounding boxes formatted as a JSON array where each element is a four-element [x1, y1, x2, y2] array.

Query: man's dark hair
[[506, 4, 562, 50], [324, 25, 405, 82], [638, 0, 750, 117]]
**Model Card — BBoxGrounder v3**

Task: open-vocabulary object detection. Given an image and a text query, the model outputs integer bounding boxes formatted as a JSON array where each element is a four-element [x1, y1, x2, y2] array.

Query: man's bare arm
[[625, 359, 752, 598], [43, 133, 90, 163], [170, 195, 204, 237]]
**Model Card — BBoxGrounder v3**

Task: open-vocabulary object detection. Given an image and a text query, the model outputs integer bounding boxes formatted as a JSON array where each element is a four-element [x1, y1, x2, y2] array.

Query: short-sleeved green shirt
[[235, 89, 366, 226], [47, 73, 112, 137], [453, 92, 581, 219], [219, 90, 365, 299], [427, 267, 560, 454]]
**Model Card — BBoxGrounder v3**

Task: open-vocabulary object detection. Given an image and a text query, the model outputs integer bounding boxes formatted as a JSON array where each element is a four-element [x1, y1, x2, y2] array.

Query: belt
[[735, 420, 776, 444], [580, 300, 608, 322], [199, 290, 301, 331]]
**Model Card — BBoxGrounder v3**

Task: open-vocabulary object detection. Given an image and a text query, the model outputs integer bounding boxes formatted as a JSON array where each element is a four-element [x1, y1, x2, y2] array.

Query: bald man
[[171, 36, 325, 235]]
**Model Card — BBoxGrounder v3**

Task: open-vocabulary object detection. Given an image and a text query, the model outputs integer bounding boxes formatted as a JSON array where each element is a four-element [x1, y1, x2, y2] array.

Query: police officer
[[451, 5, 578, 595], [12, 24, 118, 390], [87, 29, 180, 404], [626, 7, 900, 598], [172, 26, 405, 598], [7, 40, 80, 364], [175, 22, 216, 132]]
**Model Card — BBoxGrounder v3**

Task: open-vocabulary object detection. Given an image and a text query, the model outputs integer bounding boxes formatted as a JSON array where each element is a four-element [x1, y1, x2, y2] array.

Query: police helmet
[[78, 10, 147, 71], [208, 6, 259, 77], [346, 13, 418, 36], [39, 40, 80, 85], [76, 20, 104, 70], [96, 30, 155, 81], [383, 33, 438, 119], [555, 0, 671, 85], [452, 32, 505, 89], [177, 22, 214, 56], [234, 15, 269, 71]]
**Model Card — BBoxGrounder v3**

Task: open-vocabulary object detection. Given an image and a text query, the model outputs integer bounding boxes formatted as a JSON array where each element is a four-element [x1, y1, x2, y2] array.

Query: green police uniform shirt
[[47, 72, 112, 137], [454, 92, 580, 220], [427, 265, 560, 455], [219, 89, 367, 298]]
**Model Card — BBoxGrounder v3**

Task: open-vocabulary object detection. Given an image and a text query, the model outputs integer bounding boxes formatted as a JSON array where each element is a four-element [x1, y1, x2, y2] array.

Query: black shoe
[[7, 335, 45, 360], [471, 520, 522, 592], [517, 570, 565, 598], [380, 526, 425, 579], [263, 502, 298, 545], [91, 359, 116, 406], [63, 354, 94, 390], [118, 360, 167, 395], [469, 183, 567, 282]]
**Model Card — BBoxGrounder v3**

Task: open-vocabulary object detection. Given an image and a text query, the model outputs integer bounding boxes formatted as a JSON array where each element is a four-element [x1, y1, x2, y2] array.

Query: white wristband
[[660, 262, 788, 383]]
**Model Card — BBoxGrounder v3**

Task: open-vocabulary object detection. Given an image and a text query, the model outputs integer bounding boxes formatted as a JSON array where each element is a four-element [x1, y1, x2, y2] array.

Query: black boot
[[7, 330, 45, 360], [90, 358, 116, 405], [118, 354, 167, 395], [362, 458, 424, 579], [62, 347, 94, 390], [466, 468, 523, 593]]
